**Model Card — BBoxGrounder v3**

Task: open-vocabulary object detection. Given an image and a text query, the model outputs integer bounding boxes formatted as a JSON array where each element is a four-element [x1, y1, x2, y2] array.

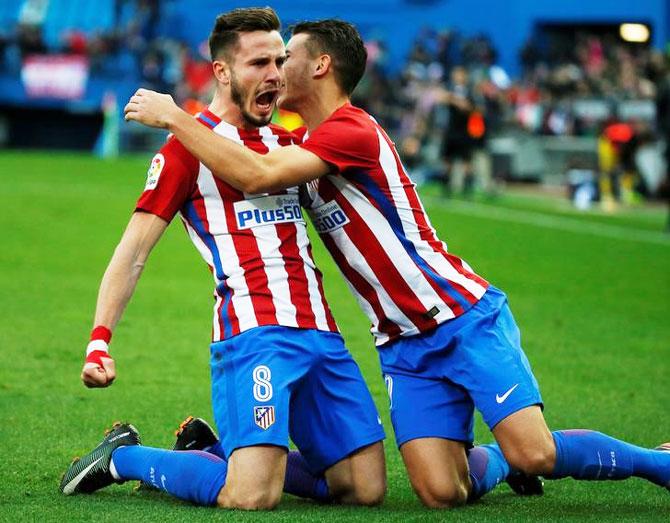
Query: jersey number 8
[[253, 365, 273, 402]]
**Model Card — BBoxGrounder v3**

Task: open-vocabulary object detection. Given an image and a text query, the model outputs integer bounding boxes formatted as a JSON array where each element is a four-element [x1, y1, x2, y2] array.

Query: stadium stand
[[0, 0, 667, 206]]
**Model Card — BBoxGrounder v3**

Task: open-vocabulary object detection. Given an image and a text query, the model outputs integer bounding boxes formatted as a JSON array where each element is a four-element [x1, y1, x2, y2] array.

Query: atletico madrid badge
[[254, 406, 275, 430]]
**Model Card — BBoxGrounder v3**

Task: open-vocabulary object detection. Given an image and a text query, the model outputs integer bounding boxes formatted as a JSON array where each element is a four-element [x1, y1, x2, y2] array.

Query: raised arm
[[124, 89, 330, 194], [81, 212, 168, 388]]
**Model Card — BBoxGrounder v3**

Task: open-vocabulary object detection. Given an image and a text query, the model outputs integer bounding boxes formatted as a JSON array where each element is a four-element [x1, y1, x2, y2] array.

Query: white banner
[[21, 55, 89, 99]]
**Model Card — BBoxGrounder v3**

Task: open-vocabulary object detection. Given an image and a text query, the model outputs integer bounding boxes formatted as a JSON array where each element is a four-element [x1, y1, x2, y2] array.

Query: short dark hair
[[291, 19, 367, 95], [208, 7, 280, 62]]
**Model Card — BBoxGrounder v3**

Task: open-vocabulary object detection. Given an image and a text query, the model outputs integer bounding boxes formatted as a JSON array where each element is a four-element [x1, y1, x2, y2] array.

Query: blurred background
[[0, 0, 669, 220]]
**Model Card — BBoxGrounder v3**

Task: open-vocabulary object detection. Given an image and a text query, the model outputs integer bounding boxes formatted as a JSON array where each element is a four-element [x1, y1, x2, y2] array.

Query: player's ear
[[212, 60, 231, 85], [313, 54, 331, 79]]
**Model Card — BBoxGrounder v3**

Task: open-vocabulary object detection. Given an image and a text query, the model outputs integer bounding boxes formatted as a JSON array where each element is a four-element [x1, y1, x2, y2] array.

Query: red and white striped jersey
[[299, 103, 488, 346], [136, 109, 338, 342]]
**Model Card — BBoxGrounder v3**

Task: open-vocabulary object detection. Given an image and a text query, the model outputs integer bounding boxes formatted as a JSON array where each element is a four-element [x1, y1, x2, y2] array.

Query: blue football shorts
[[378, 286, 543, 447], [210, 326, 385, 473]]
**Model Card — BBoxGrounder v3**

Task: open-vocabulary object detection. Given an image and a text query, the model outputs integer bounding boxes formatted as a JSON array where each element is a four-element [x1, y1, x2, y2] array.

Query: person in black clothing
[[656, 58, 670, 230], [439, 66, 476, 195]]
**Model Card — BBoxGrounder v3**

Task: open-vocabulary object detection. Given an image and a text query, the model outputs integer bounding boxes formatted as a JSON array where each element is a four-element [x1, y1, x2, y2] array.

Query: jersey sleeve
[[135, 137, 199, 222], [299, 112, 379, 174], [292, 126, 308, 144]]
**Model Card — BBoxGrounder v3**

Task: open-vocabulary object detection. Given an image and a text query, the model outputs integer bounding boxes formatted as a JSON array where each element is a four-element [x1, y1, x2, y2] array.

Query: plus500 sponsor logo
[[234, 195, 304, 230], [309, 200, 350, 233]]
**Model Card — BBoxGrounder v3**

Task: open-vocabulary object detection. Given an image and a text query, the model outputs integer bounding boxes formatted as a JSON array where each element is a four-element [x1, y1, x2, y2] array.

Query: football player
[[125, 18, 670, 507], [61, 8, 386, 510]]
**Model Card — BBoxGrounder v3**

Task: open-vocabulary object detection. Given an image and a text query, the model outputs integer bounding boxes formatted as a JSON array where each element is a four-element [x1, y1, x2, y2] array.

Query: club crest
[[254, 406, 275, 430]]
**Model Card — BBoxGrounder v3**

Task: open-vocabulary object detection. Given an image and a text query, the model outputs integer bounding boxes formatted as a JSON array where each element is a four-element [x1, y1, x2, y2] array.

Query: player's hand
[[124, 88, 178, 129], [81, 325, 116, 388], [81, 350, 116, 388]]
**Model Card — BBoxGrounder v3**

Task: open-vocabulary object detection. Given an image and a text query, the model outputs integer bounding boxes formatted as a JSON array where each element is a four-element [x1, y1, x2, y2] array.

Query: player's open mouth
[[255, 90, 279, 112]]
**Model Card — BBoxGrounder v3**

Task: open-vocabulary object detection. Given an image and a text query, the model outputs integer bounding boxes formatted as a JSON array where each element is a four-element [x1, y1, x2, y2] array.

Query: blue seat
[[0, 0, 24, 30], [42, 0, 114, 50]]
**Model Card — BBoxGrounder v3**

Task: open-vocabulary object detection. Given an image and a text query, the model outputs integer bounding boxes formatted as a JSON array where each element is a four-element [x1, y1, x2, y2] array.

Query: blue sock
[[468, 444, 510, 501], [111, 446, 227, 505], [549, 430, 670, 486], [200, 445, 330, 501], [204, 441, 227, 461], [283, 451, 330, 502]]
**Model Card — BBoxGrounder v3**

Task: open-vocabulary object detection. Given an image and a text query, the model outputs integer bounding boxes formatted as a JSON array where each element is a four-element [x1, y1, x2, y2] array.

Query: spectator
[[655, 55, 670, 228], [17, 23, 46, 57], [438, 66, 477, 195]]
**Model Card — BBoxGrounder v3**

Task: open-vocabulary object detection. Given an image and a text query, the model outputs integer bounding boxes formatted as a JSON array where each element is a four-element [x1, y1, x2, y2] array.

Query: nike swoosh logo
[[62, 457, 103, 495], [496, 384, 519, 404], [108, 432, 130, 443]]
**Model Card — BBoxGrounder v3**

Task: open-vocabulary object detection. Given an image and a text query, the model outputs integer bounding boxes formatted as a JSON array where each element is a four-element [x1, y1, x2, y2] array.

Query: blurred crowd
[[355, 28, 666, 140], [1, 3, 669, 207], [0, 0, 210, 102], [353, 28, 670, 203]]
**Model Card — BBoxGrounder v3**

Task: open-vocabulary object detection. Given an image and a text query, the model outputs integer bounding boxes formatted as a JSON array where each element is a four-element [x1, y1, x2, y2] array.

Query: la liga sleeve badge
[[145, 153, 165, 190]]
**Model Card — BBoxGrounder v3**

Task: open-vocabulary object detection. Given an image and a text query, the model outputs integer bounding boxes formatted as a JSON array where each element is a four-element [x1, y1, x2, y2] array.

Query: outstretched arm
[[81, 212, 168, 388], [124, 89, 330, 193]]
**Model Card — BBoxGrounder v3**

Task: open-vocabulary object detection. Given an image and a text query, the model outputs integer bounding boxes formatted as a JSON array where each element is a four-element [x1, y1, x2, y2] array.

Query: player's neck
[[300, 88, 350, 131]]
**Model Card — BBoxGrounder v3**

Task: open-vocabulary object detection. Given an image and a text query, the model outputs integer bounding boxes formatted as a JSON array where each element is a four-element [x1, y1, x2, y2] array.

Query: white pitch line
[[426, 198, 670, 247]]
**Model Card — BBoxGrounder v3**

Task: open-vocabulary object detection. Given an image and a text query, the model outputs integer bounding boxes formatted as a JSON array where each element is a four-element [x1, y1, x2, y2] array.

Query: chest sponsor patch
[[145, 153, 164, 190], [233, 194, 304, 230], [308, 200, 350, 234]]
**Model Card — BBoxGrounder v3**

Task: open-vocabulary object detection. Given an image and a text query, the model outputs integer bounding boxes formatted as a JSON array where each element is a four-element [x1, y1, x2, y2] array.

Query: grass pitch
[[0, 150, 668, 522]]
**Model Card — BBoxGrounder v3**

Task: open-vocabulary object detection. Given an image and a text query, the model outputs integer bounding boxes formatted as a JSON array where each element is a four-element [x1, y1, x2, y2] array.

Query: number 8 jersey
[[136, 109, 338, 342]]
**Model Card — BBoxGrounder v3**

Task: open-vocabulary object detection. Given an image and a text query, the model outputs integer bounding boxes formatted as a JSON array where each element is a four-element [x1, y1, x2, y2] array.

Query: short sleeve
[[135, 137, 199, 222], [299, 110, 379, 174], [292, 126, 308, 144]]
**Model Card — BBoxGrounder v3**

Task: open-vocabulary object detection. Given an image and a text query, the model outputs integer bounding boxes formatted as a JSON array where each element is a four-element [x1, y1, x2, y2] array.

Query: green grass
[[419, 180, 669, 233], [0, 150, 669, 522]]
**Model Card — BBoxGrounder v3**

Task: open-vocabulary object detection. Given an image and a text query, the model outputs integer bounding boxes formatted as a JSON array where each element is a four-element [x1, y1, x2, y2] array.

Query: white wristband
[[86, 339, 109, 356]]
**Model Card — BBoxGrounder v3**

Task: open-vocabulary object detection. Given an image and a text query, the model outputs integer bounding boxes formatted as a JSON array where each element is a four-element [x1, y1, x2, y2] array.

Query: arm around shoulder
[[168, 110, 331, 193], [238, 145, 331, 194]]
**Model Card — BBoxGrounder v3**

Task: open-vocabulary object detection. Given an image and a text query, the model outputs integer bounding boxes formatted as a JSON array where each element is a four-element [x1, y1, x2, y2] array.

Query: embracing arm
[[81, 212, 168, 387], [170, 109, 329, 193], [124, 89, 330, 194]]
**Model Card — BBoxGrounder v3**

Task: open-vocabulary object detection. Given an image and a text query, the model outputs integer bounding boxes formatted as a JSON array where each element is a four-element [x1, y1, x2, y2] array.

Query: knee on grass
[[328, 473, 386, 507], [413, 479, 469, 509], [217, 485, 282, 511]]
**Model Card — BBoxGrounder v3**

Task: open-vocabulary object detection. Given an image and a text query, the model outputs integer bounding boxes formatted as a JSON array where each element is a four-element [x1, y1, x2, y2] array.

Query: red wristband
[[90, 325, 112, 344], [87, 325, 112, 358], [85, 349, 112, 367]]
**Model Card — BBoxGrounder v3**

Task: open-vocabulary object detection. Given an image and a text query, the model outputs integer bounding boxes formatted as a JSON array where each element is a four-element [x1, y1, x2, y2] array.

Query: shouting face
[[223, 30, 286, 127]]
